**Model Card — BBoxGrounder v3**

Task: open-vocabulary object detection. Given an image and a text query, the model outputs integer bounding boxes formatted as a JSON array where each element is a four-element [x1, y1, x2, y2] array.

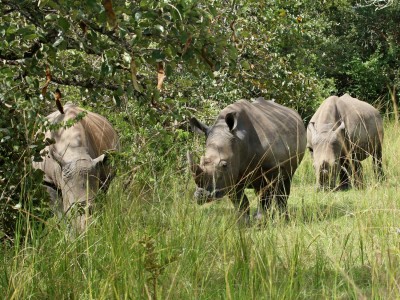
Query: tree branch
[[51, 76, 120, 91]]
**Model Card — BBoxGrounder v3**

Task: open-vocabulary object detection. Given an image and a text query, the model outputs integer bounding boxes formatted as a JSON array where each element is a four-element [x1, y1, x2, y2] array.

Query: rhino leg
[[256, 177, 290, 221], [275, 177, 291, 221], [338, 158, 351, 190], [230, 186, 250, 225], [373, 145, 384, 181], [352, 159, 364, 189]]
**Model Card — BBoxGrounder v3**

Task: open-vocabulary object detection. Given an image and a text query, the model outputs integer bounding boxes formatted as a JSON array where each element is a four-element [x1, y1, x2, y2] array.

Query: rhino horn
[[334, 121, 345, 133], [50, 146, 66, 167], [92, 154, 106, 167]]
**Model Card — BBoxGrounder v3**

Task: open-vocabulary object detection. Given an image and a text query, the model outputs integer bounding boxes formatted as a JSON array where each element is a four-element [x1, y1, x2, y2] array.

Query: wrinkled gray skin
[[32, 104, 119, 232], [188, 98, 306, 223], [307, 94, 384, 190]]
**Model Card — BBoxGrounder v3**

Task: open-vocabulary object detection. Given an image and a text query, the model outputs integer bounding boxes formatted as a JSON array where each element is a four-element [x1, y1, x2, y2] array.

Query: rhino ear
[[308, 122, 317, 136], [225, 112, 238, 131], [190, 117, 209, 136]]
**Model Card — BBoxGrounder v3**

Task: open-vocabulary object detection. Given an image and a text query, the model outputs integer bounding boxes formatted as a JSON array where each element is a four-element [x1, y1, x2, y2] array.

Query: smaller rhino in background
[[307, 94, 384, 190], [33, 103, 119, 233], [188, 98, 306, 223]]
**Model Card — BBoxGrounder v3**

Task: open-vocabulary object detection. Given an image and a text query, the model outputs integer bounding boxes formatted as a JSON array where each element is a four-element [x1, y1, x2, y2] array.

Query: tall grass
[[1, 122, 400, 299]]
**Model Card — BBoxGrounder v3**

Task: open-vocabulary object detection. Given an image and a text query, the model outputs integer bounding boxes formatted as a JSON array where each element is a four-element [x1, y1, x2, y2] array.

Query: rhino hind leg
[[373, 145, 384, 181], [352, 159, 364, 189], [275, 177, 291, 221]]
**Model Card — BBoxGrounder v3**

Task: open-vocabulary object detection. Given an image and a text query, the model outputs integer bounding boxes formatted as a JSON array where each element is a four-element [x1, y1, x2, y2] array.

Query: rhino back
[[309, 94, 383, 156], [46, 104, 119, 157], [36, 104, 119, 185], [217, 99, 306, 179]]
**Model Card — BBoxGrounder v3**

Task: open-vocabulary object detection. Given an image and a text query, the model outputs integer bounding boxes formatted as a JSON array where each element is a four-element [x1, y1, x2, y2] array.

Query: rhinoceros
[[188, 98, 306, 222], [307, 94, 384, 190], [33, 103, 119, 231]]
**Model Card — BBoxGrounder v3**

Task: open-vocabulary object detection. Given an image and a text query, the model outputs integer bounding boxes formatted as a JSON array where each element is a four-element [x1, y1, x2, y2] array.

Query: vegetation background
[[1, 0, 399, 298]]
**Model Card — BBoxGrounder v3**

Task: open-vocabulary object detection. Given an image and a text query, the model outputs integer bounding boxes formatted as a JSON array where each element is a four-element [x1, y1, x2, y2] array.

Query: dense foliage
[[0, 0, 399, 237]]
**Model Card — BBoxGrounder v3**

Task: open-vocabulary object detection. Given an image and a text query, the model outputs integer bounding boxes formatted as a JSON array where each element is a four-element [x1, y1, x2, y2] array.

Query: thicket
[[0, 0, 399, 238]]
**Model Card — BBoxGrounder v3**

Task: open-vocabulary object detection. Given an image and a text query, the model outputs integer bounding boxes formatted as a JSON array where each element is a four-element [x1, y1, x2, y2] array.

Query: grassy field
[[1, 122, 400, 299]]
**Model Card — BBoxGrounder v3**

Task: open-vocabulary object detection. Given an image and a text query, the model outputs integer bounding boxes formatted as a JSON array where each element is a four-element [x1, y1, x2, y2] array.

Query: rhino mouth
[[194, 187, 226, 204]]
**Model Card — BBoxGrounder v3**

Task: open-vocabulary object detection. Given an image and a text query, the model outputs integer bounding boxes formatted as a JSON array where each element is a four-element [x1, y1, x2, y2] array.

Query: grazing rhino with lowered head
[[307, 94, 384, 190], [188, 98, 306, 223], [33, 103, 119, 232]]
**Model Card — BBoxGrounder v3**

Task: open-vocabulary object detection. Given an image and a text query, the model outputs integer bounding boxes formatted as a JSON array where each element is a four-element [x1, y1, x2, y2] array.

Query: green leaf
[[165, 64, 174, 77], [240, 60, 251, 70], [45, 14, 58, 21], [6, 26, 18, 35], [38, 0, 50, 8], [228, 46, 238, 60], [52, 36, 64, 48], [151, 50, 166, 62], [135, 11, 142, 21], [154, 24, 164, 33], [57, 17, 70, 31]]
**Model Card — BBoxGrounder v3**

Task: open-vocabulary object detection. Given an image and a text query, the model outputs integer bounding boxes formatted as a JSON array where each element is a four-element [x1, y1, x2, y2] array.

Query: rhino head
[[50, 147, 107, 230], [188, 113, 241, 204], [308, 121, 346, 190]]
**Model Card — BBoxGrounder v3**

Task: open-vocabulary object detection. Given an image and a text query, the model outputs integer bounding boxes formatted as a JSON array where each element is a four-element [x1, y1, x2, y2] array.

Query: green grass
[[2, 122, 400, 299]]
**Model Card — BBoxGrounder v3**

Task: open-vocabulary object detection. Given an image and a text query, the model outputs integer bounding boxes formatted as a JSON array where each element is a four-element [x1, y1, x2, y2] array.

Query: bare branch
[[51, 76, 120, 91]]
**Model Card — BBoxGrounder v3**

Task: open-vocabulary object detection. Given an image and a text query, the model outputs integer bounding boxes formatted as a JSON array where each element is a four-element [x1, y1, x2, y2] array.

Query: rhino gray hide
[[188, 98, 306, 223], [307, 94, 384, 190], [33, 104, 119, 232]]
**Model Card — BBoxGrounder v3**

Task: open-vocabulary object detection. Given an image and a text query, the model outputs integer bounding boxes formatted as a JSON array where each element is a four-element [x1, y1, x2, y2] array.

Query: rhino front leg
[[230, 186, 250, 225], [338, 158, 350, 190], [257, 177, 291, 221]]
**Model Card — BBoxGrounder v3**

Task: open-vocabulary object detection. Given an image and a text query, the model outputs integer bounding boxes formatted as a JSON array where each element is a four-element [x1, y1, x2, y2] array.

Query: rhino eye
[[219, 161, 228, 168]]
